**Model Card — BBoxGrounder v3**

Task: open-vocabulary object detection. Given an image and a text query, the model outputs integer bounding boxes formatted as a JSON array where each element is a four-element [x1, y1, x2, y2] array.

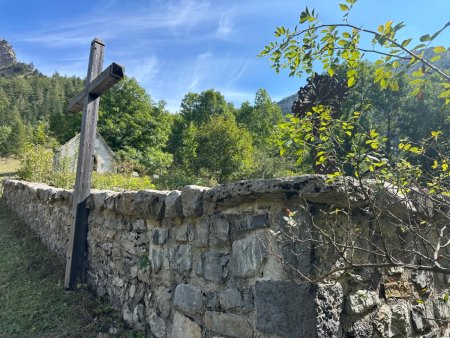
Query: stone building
[[54, 132, 115, 173]]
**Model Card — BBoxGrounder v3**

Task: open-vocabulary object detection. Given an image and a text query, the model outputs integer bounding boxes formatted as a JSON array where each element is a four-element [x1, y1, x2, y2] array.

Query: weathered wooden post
[[64, 38, 124, 290]]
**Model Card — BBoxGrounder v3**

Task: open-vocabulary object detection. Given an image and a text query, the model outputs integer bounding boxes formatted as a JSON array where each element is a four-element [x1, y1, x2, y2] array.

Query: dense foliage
[[260, 0, 450, 291]]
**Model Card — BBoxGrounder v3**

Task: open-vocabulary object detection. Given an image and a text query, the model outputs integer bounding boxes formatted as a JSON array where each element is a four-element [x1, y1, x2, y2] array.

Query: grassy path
[[0, 202, 143, 338]]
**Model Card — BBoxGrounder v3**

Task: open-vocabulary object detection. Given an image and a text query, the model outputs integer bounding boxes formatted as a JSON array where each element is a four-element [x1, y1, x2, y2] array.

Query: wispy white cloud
[[127, 56, 159, 84], [216, 12, 234, 37], [21, 0, 217, 48]]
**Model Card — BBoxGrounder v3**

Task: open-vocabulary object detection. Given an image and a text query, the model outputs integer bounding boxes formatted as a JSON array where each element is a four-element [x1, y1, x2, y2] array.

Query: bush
[[18, 144, 155, 191], [17, 143, 53, 183]]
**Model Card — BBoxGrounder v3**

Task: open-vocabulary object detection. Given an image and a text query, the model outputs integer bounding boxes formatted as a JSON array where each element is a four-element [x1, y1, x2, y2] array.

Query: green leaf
[[430, 55, 442, 62], [347, 69, 357, 77], [401, 38, 412, 47], [348, 76, 356, 88], [412, 70, 424, 77], [389, 81, 399, 91], [433, 46, 446, 54], [420, 34, 431, 42], [327, 68, 335, 77], [339, 3, 349, 11], [438, 90, 450, 99]]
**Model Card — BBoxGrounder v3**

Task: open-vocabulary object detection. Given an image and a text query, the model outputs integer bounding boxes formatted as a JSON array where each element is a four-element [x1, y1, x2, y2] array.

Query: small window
[[92, 155, 98, 172]]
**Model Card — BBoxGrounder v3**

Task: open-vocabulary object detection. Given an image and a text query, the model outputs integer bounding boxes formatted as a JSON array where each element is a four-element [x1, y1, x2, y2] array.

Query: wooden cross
[[64, 38, 124, 290]]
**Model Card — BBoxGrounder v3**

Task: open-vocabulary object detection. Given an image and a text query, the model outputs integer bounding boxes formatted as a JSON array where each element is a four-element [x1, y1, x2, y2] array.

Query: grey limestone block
[[229, 213, 269, 235], [230, 233, 268, 278], [194, 220, 209, 247], [132, 190, 169, 220], [165, 190, 184, 218], [149, 247, 167, 273], [115, 191, 135, 216], [155, 286, 172, 319], [171, 311, 202, 338], [210, 215, 230, 246], [174, 223, 190, 242], [345, 290, 380, 315], [204, 311, 252, 338], [147, 311, 166, 338], [411, 302, 435, 333], [195, 251, 229, 282], [391, 302, 410, 336], [131, 219, 146, 232], [173, 283, 204, 316], [219, 288, 243, 310], [206, 291, 220, 310], [152, 227, 169, 245], [182, 185, 210, 217], [373, 304, 392, 337], [255, 280, 343, 338], [170, 244, 192, 275]]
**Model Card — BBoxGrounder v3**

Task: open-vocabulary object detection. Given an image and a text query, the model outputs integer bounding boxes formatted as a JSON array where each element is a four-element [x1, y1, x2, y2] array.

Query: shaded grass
[[0, 202, 145, 338]]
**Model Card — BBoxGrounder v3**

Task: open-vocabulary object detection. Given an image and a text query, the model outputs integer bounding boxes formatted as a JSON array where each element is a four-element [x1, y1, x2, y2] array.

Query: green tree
[[260, 0, 450, 285], [182, 115, 255, 183], [168, 89, 236, 167], [236, 89, 283, 146], [98, 77, 173, 174], [180, 89, 234, 126]]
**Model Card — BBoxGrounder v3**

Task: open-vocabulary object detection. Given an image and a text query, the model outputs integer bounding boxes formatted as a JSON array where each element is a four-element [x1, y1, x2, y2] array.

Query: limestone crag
[[0, 39, 16, 69], [3, 177, 450, 338]]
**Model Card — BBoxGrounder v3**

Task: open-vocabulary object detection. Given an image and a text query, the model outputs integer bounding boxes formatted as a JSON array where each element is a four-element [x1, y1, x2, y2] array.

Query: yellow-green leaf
[[327, 68, 335, 77], [348, 76, 356, 87], [389, 81, 399, 91], [339, 3, 349, 11], [438, 90, 450, 99], [431, 55, 442, 62], [433, 46, 446, 54]]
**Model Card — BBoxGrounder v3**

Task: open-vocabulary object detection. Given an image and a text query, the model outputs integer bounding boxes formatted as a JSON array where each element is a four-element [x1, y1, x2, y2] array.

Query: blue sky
[[0, 0, 449, 112]]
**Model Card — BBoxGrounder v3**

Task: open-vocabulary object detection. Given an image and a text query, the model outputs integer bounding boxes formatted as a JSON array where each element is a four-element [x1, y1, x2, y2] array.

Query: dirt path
[[0, 202, 143, 338]]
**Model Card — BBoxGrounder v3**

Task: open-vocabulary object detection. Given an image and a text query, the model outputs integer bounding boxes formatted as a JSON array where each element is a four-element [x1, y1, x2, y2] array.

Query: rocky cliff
[[0, 39, 16, 69]]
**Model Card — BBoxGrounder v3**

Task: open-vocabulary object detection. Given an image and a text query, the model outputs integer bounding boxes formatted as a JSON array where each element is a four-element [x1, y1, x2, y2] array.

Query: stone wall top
[[3, 175, 372, 217]]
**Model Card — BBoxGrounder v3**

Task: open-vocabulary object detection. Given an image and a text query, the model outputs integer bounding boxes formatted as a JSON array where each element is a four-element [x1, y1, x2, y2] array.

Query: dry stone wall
[[3, 176, 450, 338]]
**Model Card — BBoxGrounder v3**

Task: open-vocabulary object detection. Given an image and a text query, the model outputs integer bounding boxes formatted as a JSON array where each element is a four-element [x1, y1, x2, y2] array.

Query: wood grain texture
[[64, 38, 105, 290], [68, 62, 124, 113]]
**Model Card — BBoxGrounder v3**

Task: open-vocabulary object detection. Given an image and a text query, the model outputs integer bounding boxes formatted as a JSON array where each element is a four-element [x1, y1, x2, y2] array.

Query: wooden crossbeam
[[68, 62, 124, 113]]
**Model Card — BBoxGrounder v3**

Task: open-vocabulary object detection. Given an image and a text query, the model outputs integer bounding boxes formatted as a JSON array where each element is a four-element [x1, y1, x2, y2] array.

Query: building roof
[[60, 131, 115, 159]]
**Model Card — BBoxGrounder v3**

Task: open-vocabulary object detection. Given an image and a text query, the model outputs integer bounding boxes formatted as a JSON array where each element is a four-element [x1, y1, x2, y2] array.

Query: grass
[[0, 157, 20, 178], [0, 202, 145, 338]]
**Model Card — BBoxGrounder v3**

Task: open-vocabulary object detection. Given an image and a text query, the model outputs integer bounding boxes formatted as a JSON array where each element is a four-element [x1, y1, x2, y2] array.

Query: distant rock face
[[0, 39, 16, 69], [277, 93, 296, 115]]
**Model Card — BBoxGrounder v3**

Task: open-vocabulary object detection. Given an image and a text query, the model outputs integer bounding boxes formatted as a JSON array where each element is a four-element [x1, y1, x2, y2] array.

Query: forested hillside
[[0, 39, 85, 156]]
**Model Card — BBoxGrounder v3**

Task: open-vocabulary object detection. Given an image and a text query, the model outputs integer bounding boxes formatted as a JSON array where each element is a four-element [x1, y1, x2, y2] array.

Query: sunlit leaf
[[348, 76, 356, 87], [433, 46, 446, 54]]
